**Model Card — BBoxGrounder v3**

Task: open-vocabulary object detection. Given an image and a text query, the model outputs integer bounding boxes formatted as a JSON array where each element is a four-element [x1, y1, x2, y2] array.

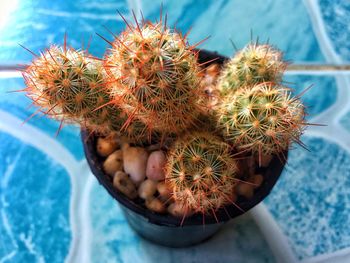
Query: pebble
[[146, 150, 166, 181], [113, 171, 137, 199], [167, 203, 193, 218], [157, 181, 173, 203], [249, 174, 264, 188], [123, 145, 149, 185], [237, 156, 255, 177], [258, 154, 273, 167], [138, 179, 157, 200], [236, 183, 254, 199], [102, 150, 123, 177], [206, 63, 220, 77], [96, 136, 118, 157], [145, 198, 166, 213]]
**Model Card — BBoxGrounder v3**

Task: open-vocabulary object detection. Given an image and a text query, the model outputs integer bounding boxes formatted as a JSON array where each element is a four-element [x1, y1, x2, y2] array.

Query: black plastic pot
[[81, 50, 287, 247]]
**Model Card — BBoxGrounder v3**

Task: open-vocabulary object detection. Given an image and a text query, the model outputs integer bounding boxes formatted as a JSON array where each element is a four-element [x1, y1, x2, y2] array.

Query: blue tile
[[141, 0, 324, 61], [89, 182, 275, 263], [319, 0, 350, 61], [283, 75, 337, 117], [265, 137, 350, 260], [0, 0, 129, 63], [0, 77, 84, 160], [0, 132, 71, 263], [340, 112, 350, 132], [1, 1, 349, 262]]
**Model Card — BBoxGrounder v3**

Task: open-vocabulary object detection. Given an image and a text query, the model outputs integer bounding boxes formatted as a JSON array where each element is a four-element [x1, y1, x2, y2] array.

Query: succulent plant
[[217, 82, 306, 156], [165, 132, 238, 216], [104, 19, 204, 138], [218, 42, 287, 95], [19, 15, 312, 220], [22, 44, 154, 142], [22, 45, 124, 135]]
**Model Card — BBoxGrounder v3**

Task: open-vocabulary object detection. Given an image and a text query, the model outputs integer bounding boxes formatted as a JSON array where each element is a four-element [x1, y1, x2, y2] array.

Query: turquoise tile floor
[[0, 0, 349, 262]]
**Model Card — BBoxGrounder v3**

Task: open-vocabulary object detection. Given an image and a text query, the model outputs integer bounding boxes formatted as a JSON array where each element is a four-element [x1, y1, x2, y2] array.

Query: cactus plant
[[218, 42, 287, 95], [22, 45, 123, 134], [22, 44, 153, 142], [165, 132, 239, 216], [19, 13, 312, 222], [217, 82, 306, 156], [104, 19, 204, 138]]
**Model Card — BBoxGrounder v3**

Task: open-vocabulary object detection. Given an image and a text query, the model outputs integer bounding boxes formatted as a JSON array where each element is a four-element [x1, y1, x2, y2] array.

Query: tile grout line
[[0, 147, 24, 261], [305, 0, 350, 128], [300, 247, 350, 263], [253, 1, 350, 262], [0, 110, 85, 263], [302, 0, 350, 262], [249, 204, 298, 263], [68, 160, 95, 263], [0, 110, 78, 176]]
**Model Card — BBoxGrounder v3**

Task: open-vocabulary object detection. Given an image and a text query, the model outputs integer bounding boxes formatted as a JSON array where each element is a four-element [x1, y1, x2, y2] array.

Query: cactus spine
[[104, 19, 204, 138], [217, 82, 306, 155], [165, 132, 238, 215]]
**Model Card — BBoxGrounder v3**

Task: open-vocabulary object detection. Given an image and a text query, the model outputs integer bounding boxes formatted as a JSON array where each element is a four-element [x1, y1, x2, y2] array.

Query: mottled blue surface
[[265, 137, 350, 260], [142, 0, 325, 61], [340, 112, 350, 132], [283, 75, 337, 117], [0, 132, 71, 262], [0, 0, 324, 63], [90, 183, 275, 263], [0, 78, 84, 160], [0, 0, 129, 63], [319, 0, 350, 61], [1, 0, 350, 262]]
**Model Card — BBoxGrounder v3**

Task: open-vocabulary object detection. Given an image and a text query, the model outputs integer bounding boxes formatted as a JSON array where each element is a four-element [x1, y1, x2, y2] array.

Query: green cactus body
[[218, 82, 306, 155], [104, 20, 204, 137], [165, 132, 238, 215], [218, 43, 286, 95], [22, 45, 124, 135]]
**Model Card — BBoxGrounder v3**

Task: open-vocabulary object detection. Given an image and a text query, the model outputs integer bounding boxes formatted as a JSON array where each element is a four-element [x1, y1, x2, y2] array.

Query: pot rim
[[81, 49, 287, 227]]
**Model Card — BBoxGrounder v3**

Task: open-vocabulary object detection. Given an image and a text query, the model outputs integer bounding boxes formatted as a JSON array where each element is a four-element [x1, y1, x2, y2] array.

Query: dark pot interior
[[81, 49, 287, 247]]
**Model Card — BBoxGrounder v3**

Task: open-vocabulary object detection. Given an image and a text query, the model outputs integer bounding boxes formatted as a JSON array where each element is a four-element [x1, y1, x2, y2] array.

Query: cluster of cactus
[[104, 20, 204, 137], [22, 15, 307, 217], [215, 41, 306, 158], [165, 132, 238, 215]]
